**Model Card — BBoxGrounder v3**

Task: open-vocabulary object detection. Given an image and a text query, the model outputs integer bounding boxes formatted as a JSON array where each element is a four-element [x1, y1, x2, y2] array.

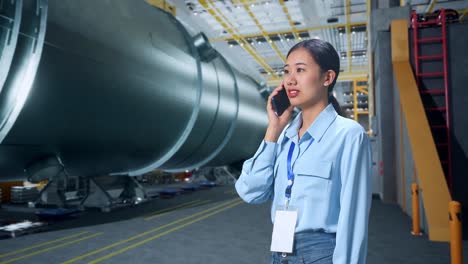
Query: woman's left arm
[[333, 130, 372, 264]]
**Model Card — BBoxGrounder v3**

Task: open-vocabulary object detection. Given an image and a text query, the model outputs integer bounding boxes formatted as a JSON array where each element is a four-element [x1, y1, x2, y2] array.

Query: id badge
[[270, 205, 298, 253]]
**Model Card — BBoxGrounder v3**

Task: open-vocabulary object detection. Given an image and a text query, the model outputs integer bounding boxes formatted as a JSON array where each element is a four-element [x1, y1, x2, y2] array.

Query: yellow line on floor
[[0, 232, 103, 264], [142, 199, 202, 219], [88, 200, 244, 264], [144, 200, 213, 221], [144, 199, 210, 220], [0, 231, 90, 258], [62, 198, 240, 264]]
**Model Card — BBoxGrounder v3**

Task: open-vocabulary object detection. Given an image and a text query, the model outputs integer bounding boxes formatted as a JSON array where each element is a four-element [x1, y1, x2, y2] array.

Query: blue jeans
[[270, 231, 336, 264]]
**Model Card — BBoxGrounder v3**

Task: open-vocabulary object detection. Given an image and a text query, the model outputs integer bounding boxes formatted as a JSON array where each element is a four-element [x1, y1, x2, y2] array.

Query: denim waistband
[[295, 230, 336, 240], [292, 230, 336, 256]]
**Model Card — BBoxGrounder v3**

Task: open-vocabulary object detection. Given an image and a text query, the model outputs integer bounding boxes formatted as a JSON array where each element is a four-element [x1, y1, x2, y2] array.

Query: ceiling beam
[[199, 0, 278, 77], [240, 0, 286, 63], [425, 0, 438, 13], [279, 0, 301, 40], [209, 22, 367, 42]]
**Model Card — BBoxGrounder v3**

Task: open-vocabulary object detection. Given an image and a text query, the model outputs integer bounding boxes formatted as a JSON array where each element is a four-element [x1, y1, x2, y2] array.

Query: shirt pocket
[[293, 159, 333, 197], [295, 159, 332, 179]]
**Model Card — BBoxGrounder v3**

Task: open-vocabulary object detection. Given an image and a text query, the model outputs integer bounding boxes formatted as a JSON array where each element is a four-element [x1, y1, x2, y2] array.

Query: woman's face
[[283, 48, 327, 109]]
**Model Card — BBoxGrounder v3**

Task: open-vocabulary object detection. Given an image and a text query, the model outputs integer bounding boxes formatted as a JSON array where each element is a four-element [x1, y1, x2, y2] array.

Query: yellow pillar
[[411, 183, 422, 235], [449, 201, 463, 264]]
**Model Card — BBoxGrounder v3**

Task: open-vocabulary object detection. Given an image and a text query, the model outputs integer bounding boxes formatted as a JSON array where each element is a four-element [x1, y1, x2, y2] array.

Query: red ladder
[[411, 9, 452, 194]]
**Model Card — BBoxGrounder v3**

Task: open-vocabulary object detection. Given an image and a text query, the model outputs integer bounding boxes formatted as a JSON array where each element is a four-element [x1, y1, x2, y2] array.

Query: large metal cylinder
[[0, 0, 268, 181]]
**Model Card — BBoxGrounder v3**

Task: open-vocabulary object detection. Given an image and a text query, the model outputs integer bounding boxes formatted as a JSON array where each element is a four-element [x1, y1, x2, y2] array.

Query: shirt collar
[[284, 103, 338, 143]]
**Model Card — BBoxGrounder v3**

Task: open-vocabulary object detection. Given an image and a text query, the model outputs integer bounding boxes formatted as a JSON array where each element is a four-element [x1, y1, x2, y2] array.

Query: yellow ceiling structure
[[184, 0, 371, 86], [169, 0, 465, 131]]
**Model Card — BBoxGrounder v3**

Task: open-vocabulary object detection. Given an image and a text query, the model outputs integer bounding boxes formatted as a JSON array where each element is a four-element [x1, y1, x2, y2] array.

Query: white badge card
[[270, 208, 298, 253]]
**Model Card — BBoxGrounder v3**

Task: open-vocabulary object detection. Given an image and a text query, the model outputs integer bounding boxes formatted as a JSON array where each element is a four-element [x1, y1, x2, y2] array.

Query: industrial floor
[[0, 185, 466, 264]]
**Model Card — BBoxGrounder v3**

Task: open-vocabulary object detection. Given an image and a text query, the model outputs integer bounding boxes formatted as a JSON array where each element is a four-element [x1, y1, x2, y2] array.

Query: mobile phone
[[271, 86, 291, 116]]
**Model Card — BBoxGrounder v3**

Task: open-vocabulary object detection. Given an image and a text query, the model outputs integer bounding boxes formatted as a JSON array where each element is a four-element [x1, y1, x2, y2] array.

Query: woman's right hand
[[264, 82, 294, 142]]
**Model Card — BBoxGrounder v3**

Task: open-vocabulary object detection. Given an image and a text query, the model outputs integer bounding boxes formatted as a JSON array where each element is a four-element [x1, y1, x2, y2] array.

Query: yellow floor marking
[[62, 198, 240, 264], [89, 201, 243, 264], [143, 200, 211, 221], [0, 232, 102, 264], [142, 199, 202, 219], [0, 231, 90, 258]]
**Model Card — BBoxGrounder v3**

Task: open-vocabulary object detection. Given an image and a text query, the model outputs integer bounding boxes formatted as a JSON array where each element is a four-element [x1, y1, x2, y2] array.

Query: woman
[[235, 39, 372, 264]]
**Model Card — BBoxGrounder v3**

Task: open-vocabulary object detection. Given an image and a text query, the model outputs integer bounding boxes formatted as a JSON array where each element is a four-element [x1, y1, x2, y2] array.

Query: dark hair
[[287, 39, 343, 116]]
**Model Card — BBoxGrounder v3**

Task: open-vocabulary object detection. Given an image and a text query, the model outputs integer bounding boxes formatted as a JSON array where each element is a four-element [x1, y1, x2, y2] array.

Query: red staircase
[[411, 9, 452, 194]]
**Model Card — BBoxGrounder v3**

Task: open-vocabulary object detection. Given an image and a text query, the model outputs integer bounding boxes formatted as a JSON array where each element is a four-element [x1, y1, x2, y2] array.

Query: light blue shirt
[[235, 103, 372, 264]]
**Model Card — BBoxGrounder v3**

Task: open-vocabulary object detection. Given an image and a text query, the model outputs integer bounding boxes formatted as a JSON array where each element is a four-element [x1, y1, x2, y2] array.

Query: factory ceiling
[[169, 0, 466, 86]]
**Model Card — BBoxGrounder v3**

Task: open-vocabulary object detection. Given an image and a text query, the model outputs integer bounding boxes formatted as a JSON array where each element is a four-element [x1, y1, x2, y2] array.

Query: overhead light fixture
[[352, 31, 356, 34], [339, 32, 343, 36]]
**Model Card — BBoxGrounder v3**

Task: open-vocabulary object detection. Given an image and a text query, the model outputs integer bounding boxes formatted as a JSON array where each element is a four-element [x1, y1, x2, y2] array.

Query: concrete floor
[[0, 185, 466, 264]]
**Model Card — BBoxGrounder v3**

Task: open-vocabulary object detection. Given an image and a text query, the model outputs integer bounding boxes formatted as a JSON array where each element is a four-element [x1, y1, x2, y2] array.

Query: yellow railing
[[353, 78, 369, 125]]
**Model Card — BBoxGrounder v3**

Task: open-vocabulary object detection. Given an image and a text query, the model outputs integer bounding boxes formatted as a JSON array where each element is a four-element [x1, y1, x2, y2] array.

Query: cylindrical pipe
[[0, 0, 22, 93], [0, 0, 268, 181], [0, 0, 47, 143], [411, 183, 422, 235], [449, 201, 462, 264]]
